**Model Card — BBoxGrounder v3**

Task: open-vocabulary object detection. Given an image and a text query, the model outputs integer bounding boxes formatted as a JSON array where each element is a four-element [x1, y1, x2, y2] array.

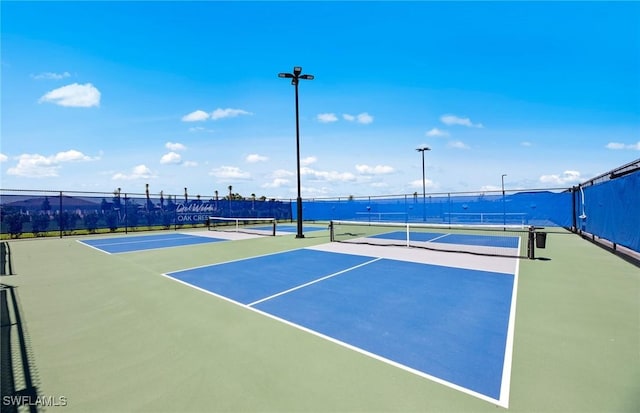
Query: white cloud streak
[[32, 71, 71, 80], [38, 83, 101, 107], [7, 150, 98, 177], [355, 164, 395, 175], [246, 154, 268, 163], [209, 166, 251, 180], [317, 113, 338, 123], [301, 156, 317, 166], [211, 108, 252, 120], [160, 152, 182, 164], [166, 142, 186, 151], [606, 141, 640, 150], [539, 170, 582, 185], [181, 110, 209, 122], [343, 112, 374, 124], [440, 114, 483, 128], [426, 128, 449, 137], [448, 141, 470, 149], [112, 164, 155, 181], [301, 167, 356, 182]]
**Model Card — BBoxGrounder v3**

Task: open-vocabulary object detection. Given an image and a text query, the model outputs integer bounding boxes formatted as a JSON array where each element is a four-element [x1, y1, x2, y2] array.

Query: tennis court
[[0, 220, 637, 412], [165, 244, 518, 406]]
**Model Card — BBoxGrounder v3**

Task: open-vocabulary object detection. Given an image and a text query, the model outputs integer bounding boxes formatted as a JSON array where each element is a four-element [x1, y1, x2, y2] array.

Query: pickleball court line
[[84, 234, 195, 247], [247, 257, 383, 307]]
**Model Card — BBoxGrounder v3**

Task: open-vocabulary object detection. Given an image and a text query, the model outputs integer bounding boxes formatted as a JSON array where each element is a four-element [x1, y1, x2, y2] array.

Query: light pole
[[416, 146, 431, 221], [501, 174, 507, 227], [279, 66, 314, 238]]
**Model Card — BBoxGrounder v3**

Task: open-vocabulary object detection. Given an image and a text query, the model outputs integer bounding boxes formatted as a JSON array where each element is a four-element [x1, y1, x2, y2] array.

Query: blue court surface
[[80, 233, 226, 254], [277, 224, 327, 233], [165, 248, 516, 405], [372, 230, 520, 248]]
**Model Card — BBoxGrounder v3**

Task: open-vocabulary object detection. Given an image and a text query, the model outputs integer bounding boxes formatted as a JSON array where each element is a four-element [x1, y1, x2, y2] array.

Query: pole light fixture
[[278, 66, 314, 238], [416, 146, 431, 221]]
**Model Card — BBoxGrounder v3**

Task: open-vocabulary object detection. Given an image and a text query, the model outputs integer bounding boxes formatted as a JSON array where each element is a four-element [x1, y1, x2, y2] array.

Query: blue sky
[[1, 1, 639, 200]]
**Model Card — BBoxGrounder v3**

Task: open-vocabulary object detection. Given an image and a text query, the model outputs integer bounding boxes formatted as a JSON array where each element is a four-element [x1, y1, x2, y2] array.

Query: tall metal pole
[[502, 174, 507, 227], [294, 79, 304, 238], [421, 150, 426, 221], [279, 66, 314, 239], [416, 147, 430, 222]]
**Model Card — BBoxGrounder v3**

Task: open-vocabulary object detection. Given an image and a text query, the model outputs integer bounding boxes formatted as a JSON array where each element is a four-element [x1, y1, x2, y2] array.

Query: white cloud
[[112, 164, 155, 181], [301, 156, 317, 166], [181, 110, 210, 122], [160, 152, 182, 164], [38, 83, 101, 107], [410, 178, 435, 189], [0, 153, 7, 163], [183, 161, 198, 167], [7, 150, 97, 177], [355, 164, 395, 175], [7, 154, 59, 177], [426, 128, 449, 137], [480, 185, 502, 192], [209, 166, 251, 180], [246, 153, 268, 163], [317, 113, 338, 123], [521, 141, 532, 147], [301, 166, 356, 182], [342, 112, 373, 124], [440, 114, 483, 128], [166, 142, 186, 151], [262, 178, 291, 188], [448, 141, 470, 149], [32, 71, 71, 80], [54, 149, 94, 162], [357, 113, 374, 124], [539, 170, 582, 185], [272, 169, 294, 178], [606, 141, 640, 150], [211, 108, 252, 120]]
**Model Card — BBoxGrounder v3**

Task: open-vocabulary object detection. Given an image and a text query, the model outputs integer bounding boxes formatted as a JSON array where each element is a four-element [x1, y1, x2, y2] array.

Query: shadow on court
[[0, 283, 40, 413]]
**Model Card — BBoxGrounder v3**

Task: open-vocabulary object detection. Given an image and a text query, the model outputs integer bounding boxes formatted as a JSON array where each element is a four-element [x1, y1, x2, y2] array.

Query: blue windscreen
[[576, 170, 640, 252]]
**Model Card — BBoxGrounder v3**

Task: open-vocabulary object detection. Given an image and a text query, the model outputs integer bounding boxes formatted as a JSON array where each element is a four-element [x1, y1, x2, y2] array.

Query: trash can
[[535, 232, 547, 248]]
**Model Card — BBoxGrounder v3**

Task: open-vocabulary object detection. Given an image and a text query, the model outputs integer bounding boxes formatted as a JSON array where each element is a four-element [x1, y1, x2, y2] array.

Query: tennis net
[[207, 216, 277, 236], [329, 220, 537, 259]]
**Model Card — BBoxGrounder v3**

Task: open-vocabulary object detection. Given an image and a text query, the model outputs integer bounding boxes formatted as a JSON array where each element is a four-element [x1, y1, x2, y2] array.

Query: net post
[[272, 219, 276, 236], [329, 221, 334, 242], [527, 226, 535, 259]]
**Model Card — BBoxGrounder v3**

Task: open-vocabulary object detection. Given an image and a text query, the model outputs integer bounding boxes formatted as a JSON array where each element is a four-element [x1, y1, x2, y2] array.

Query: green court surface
[[1, 227, 638, 412]]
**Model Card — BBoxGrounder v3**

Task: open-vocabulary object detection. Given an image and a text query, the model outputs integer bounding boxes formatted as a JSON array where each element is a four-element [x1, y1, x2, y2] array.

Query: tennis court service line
[[426, 233, 451, 242], [247, 257, 383, 307]]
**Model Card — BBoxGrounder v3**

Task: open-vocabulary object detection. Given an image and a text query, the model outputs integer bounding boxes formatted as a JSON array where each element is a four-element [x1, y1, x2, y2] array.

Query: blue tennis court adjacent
[[79, 233, 227, 254], [165, 241, 519, 406]]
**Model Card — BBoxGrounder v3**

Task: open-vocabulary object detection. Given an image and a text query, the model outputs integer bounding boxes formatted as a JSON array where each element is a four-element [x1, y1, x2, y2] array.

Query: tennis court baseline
[[164, 246, 518, 406]]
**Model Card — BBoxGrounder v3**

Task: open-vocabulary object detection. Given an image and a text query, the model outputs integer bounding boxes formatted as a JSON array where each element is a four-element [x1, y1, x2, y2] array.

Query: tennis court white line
[[426, 233, 451, 242], [497, 236, 522, 408], [247, 257, 383, 307]]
